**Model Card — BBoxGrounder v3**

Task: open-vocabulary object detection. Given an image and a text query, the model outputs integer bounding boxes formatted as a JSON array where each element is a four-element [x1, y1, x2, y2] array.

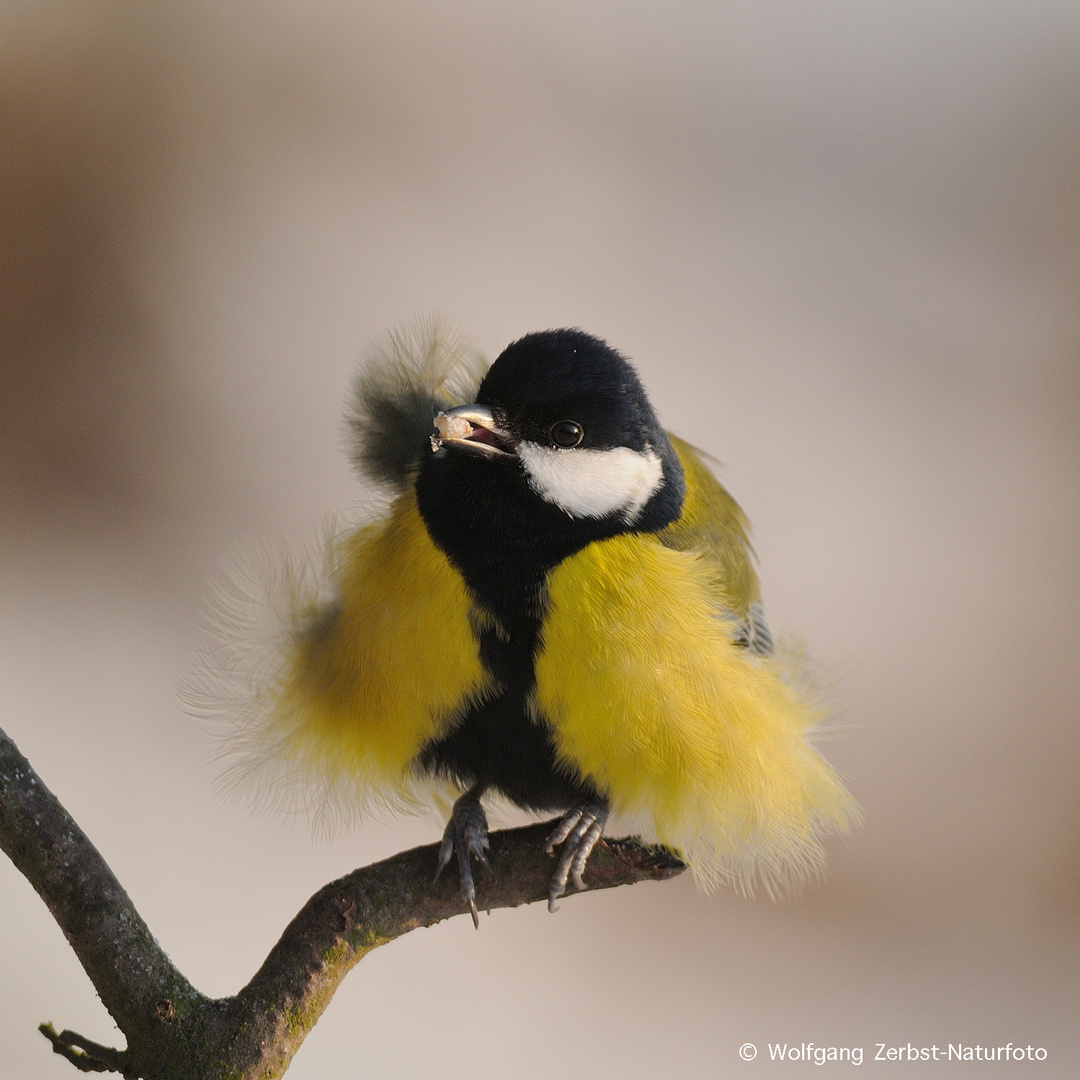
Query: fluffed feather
[[345, 316, 487, 490]]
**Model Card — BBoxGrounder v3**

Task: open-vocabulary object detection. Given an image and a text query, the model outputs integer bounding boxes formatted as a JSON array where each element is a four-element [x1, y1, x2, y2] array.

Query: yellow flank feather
[[534, 533, 857, 895], [199, 489, 491, 824], [658, 435, 760, 619]]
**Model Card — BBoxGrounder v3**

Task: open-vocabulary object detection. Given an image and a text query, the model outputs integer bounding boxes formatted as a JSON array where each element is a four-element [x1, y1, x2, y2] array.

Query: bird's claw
[[435, 788, 489, 928], [545, 802, 608, 912]]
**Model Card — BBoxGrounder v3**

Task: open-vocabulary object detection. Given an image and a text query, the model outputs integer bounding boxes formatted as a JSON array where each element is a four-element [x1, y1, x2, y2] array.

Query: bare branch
[[0, 724, 683, 1079], [0, 725, 206, 1041]]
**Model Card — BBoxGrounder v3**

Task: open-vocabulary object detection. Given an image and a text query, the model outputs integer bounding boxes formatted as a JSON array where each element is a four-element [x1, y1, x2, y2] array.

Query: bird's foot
[[545, 801, 609, 912], [434, 787, 489, 928]]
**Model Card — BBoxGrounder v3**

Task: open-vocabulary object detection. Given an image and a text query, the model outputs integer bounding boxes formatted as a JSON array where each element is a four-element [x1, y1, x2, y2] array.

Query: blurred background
[[1, 1, 1078, 1076]]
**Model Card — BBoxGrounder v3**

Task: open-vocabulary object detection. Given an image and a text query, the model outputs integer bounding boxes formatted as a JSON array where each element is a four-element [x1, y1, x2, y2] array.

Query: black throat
[[413, 451, 610, 809]]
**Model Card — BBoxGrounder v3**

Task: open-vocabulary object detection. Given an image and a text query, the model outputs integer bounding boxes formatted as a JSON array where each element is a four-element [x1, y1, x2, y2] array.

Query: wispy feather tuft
[[345, 315, 488, 491], [179, 511, 467, 837]]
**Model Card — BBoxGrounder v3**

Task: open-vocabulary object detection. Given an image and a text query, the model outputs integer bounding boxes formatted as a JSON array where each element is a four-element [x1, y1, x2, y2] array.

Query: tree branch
[[0, 725, 684, 1079]]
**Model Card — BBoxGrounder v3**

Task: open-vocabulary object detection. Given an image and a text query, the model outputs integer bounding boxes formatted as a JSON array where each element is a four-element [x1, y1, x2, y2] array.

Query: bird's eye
[[549, 421, 584, 448]]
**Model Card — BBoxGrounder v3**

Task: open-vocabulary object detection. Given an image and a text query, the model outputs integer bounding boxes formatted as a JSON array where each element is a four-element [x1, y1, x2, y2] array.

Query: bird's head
[[429, 330, 683, 525], [416, 329, 685, 605]]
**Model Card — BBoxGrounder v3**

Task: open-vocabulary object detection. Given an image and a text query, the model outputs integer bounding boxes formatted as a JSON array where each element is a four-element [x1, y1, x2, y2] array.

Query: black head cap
[[476, 329, 684, 530], [479, 330, 649, 450]]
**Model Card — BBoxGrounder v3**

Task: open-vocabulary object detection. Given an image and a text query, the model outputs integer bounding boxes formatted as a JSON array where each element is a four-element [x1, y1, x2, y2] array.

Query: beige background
[[2, 2, 1078, 1077]]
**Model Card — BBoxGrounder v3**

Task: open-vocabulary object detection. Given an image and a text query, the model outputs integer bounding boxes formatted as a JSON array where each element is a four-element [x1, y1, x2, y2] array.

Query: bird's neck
[[415, 442, 684, 626], [416, 454, 609, 621]]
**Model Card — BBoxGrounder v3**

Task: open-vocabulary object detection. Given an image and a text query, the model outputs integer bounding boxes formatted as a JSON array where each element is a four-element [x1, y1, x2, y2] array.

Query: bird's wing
[[534, 531, 856, 895], [192, 489, 491, 823], [658, 434, 772, 653], [345, 317, 489, 491]]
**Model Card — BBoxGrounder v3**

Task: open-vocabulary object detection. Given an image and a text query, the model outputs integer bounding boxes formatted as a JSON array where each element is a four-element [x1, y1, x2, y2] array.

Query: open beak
[[432, 404, 518, 458]]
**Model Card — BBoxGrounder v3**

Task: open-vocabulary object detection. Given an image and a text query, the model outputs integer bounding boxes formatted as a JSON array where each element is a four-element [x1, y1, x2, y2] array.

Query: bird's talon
[[437, 787, 490, 923], [545, 808, 582, 854], [544, 801, 608, 911], [433, 833, 455, 883]]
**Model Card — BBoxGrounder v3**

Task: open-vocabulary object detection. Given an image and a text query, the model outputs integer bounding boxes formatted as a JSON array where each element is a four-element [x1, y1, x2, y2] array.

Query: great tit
[[194, 321, 856, 926]]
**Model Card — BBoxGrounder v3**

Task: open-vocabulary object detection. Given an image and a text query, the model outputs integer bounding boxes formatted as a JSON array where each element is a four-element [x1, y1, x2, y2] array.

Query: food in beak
[[434, 412, 475, 441], [433, 411, 517, 456]]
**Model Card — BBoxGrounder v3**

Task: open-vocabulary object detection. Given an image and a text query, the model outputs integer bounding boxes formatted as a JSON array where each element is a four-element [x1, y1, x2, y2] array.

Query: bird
[[190, 319, 856, 927]]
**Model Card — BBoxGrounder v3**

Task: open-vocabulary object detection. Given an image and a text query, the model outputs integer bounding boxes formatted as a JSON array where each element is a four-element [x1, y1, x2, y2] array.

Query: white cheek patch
[[517, 441, 664, 521]]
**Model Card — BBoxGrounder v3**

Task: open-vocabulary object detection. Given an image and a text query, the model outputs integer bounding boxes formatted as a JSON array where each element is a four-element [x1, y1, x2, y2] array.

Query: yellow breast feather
[[534, 533, 857, 895], [196, 489, 491, 826]]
